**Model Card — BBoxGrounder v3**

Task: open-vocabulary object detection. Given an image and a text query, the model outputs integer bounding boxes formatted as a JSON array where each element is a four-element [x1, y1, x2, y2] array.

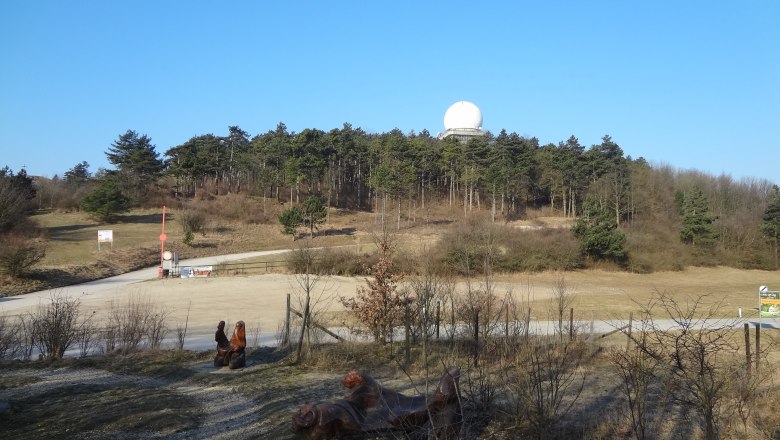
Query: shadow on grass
[[119, 213, 168, 224], [0, 384, 202, 439], [46, 224, 95, 241], [319, 227, 356, 236]]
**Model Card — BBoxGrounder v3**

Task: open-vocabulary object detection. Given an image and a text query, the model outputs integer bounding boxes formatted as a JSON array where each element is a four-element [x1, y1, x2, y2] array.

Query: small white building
[[437, 101, 487, 142]]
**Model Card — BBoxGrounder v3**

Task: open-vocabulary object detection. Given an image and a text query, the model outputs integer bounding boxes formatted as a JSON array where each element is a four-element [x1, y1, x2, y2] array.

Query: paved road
[[0, 249, 291, 314]]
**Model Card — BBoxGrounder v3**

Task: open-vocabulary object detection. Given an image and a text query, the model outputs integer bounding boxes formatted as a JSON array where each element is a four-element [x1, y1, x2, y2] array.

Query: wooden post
[[569, 307, 574, 341], [283, 293, 291, 347], [626, 312, 633, 351], [589, 312, 595, 338], [473, 310, 480, 367], [744, 323, 751, 379], [755, 323, 761, 372]]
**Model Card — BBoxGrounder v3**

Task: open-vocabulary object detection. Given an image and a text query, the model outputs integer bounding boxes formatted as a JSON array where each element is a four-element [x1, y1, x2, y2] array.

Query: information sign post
[[97, 229, 113, 251]]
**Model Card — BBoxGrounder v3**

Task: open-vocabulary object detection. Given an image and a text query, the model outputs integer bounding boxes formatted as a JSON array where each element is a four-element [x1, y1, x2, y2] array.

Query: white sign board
[[180, 265, 213, 278], [97, 230, 114, 242]]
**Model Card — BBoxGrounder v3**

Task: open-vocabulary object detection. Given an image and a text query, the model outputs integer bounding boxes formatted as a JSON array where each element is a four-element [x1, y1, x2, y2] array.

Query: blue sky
[[1, 1, 778, 184]]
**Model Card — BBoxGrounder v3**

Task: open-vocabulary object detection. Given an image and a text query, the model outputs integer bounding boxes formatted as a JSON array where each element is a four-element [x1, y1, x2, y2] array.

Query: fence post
[[755, 323, 761, 372], [626, 312, 633, 351], [569, 307, 574, 341], [744, 323, 751, 379], [524, 307, 531, 340], [283, 293, 291, 347]]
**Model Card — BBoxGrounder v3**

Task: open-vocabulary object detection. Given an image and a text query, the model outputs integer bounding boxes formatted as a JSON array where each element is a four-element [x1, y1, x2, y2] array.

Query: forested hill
[[7, 123, 780, 274]]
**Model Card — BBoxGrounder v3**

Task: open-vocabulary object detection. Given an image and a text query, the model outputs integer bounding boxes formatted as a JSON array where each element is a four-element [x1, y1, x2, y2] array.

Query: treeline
[[11, 122, 780, 273]]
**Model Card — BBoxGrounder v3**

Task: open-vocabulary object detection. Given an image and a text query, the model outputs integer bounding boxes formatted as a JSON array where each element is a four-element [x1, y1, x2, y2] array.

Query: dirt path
[[0, 352, 300, 439]]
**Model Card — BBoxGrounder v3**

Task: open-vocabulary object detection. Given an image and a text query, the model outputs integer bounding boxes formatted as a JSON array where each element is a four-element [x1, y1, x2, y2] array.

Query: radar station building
[[437, 101, 487, 142]]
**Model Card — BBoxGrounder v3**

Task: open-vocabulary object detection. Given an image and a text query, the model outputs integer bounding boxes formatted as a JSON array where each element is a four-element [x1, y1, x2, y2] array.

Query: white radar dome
[[443, 101, 482, 131]]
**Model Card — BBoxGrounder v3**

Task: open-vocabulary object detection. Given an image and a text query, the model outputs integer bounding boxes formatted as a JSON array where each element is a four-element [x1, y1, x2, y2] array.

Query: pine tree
[[679, 187, 718, 247], [761, 185, 780, 268], [572, 198, 628, 263]]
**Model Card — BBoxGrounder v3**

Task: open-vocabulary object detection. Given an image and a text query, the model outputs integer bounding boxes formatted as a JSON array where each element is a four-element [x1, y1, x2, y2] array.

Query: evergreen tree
[[106, 130, 165, 178], [572, 198, 628, 263], [106, 130, 164, 201], [761, 185, 780, 267], [301, 196, 327, 238], [279, 205, 304, 240], [0, 167, 36, 233], [80, 178, 131, 223], [63, 161, 91, 186], [679, 187, 718, 247]]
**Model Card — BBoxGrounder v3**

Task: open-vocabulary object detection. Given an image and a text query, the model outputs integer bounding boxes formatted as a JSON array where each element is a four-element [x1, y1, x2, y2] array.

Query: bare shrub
[[76, 312, 99, 357], [302, 247, 370, 276], [248, 323, 262, 351], [609, 344, 659, 440], [629, 292, 745, 440], [551, 275, 576, 339], [175, 300, 191, 350], [407, 262, 455, 343], [504, 338, 587, 439], [0, 234, 45, 278], [178, 208, 207, 246], [0, 312, 17, 359], [498, 228, 583, 272], [105, 293, 169, 354], [195, 193, 269, 224], [28, 292, 82, 360], [16, 314, 36, 360]]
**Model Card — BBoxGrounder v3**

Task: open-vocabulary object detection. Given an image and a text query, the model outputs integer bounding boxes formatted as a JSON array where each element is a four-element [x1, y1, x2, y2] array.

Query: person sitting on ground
[[213, 320, 231, 367], [227, 320, 247, 369]]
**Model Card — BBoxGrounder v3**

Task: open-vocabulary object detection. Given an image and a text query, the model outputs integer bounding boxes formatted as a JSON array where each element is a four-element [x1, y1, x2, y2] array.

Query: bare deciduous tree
[[291, 238, 331, 364]]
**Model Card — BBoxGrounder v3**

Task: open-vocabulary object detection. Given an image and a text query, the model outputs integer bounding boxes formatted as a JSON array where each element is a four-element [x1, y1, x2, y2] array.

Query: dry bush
[[177, 207, 207, 234], [497, 228, 583, 272], [27, 292, 83, 360], [433, 221, 582, 274], [175, 300, 191, 350], [103, 293, 169, 354], [289, 247, 371, 276], [0, 234, 45, 278], [624, 217, 690, 272], [16, 313, 36, 360], [502, 338, 588, 440], [608, 346, 659, 440], [627, 291, 750, 440], [0, 312, 16, 359], [192, 193, 269, 224], [406, 263, 455, 343]]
